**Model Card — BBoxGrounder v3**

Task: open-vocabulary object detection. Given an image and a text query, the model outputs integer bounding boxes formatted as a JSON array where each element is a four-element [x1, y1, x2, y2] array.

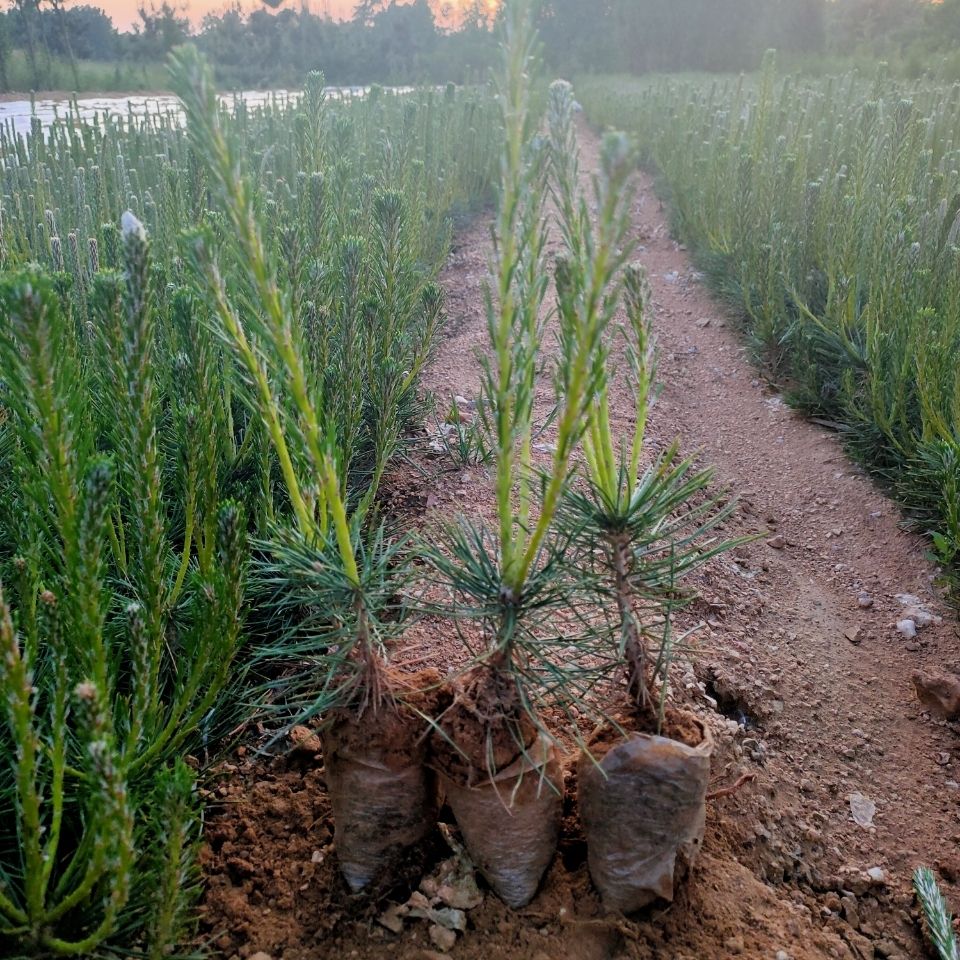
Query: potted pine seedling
[[171, 47, 440, 896], [545, 74, 744, 913], [552, 205, 740, 910], [424, 6, 637, 909]]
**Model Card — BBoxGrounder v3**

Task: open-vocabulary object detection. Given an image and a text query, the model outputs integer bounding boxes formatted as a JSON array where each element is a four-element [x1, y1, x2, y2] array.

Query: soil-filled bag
[[440, 732, 562, 908], [579, 715, 712, 912], [323, 709, 437, 893]]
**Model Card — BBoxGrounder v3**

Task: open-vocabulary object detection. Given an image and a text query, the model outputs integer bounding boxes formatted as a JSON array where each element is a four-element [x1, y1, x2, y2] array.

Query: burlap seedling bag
[[441, 732, 562, 908], [579, 718, 712, 912], [323, 712, 437, 893]]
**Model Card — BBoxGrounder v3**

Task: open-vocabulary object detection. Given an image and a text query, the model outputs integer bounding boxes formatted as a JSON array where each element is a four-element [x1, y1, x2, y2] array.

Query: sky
[[95, 0, 495, 30]]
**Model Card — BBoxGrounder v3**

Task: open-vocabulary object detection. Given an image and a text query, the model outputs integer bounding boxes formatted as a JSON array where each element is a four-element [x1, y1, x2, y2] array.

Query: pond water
[[0, 87, 399, 137]]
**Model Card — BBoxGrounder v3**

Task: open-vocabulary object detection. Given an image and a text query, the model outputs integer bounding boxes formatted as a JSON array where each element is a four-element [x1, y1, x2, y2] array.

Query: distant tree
[[825, 0, 922, 50], [46, 0, 79, 86], [368, 0, 437, 80], [353, 0, 388, 26], [10, 0, 42, 88], [67, 6, 118, 60], [537, 0, 617, 73], [135, 2, 190, 59], [926, 0, 960, 45], [0, 15, 10, 89]]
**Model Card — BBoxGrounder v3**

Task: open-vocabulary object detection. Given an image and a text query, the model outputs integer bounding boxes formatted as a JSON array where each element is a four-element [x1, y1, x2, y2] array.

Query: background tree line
[[0, 0, 959, 94]]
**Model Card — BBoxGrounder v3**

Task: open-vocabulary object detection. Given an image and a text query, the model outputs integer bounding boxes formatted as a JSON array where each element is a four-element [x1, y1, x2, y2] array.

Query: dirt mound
[[197, 746, 855, 960]]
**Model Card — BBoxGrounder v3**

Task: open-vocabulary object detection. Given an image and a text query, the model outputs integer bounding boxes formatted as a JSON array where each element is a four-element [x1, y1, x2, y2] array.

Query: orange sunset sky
[[90, 0, 498, 30]]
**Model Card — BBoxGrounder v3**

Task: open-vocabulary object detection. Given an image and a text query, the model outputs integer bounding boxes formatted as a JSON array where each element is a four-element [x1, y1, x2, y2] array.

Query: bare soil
[[197, 121, 960, 959]]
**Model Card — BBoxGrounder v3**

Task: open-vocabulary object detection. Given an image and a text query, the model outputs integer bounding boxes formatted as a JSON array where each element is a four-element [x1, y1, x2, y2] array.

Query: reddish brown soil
[[197, 120, 960, 959]]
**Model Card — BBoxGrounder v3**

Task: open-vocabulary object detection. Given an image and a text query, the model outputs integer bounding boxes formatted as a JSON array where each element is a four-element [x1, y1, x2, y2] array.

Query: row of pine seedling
[[0, 7, 734, 956], [576, 59, 960, 594], [0, 49, 499, 958]]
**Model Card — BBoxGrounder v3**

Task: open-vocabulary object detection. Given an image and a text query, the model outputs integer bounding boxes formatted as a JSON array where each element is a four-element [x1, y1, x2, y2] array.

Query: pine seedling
[[560, 263, 738, 721], [426, 1, 633, 744], [549, 82, 740, 724], [170, 47, 415, 724], [0, 245, 248, 956], [915, 867, 960, 960]]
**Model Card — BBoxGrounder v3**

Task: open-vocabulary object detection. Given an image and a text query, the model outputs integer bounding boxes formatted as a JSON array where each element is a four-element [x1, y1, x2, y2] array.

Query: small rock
[[768, 535, 786, 550], [857, 593, 874, 609], [437, 874, 483, 910], [841, 893, 860, 930], [378, 905, 405, 935], [904, 606, 939, 629], [431, 907, 467, 932], [937, 752, 952, 767], [776, 952, 791, 960], [429, 924, 457, 952], [407, 891, 432, 911], [723, 934, 744, 954], [249, 953, 273, 960], [873, 940, 903, 959], [896, 619, 917, 639], [866, 867, 886, 885], [894, 593, 922, 607], [912, 669, 960, 720], [696, 316, 711, 328], [836, 868, 870, 897], [289, 725, 320, 755], [844, 626, 861, 645]]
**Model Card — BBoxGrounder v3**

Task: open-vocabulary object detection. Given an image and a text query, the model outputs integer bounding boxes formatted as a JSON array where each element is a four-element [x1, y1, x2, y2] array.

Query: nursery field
[[578, 64, 960, 596], [3, 6, 960, 960]]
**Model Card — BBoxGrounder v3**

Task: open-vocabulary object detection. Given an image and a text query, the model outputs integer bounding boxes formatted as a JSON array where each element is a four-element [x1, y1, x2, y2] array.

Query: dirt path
[[197, 122, 959, 960], [628, 156, 960, 951], [420, 122, 960, 958]]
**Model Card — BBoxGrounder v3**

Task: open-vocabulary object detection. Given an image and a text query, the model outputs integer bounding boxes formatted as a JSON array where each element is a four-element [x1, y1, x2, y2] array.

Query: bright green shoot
[[549, 83, 740, 718], [427, 2, 641, 723], [486, 0, 550, 599], [170, 46, 358, 587], [487, 5, 637, 607], [585, 266, 655, 507]]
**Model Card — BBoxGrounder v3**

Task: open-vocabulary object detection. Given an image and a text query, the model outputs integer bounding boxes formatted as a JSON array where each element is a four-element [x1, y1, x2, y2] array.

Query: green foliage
[[0, 1, 501, 93], [914, 867, 960, 960], [537, 0, 825, 76], [548, 78, 740, 726], [427, 9, 687, 738], [0, 49, 499, 957], [170, 45, 435, 724], [427, 0, 575, 703], [0, 256, 247, 955], [579, 61, 960, 594]]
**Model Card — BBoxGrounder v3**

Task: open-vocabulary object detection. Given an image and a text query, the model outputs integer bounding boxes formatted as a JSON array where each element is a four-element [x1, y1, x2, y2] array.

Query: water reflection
[[0, 87, 410, 137]]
